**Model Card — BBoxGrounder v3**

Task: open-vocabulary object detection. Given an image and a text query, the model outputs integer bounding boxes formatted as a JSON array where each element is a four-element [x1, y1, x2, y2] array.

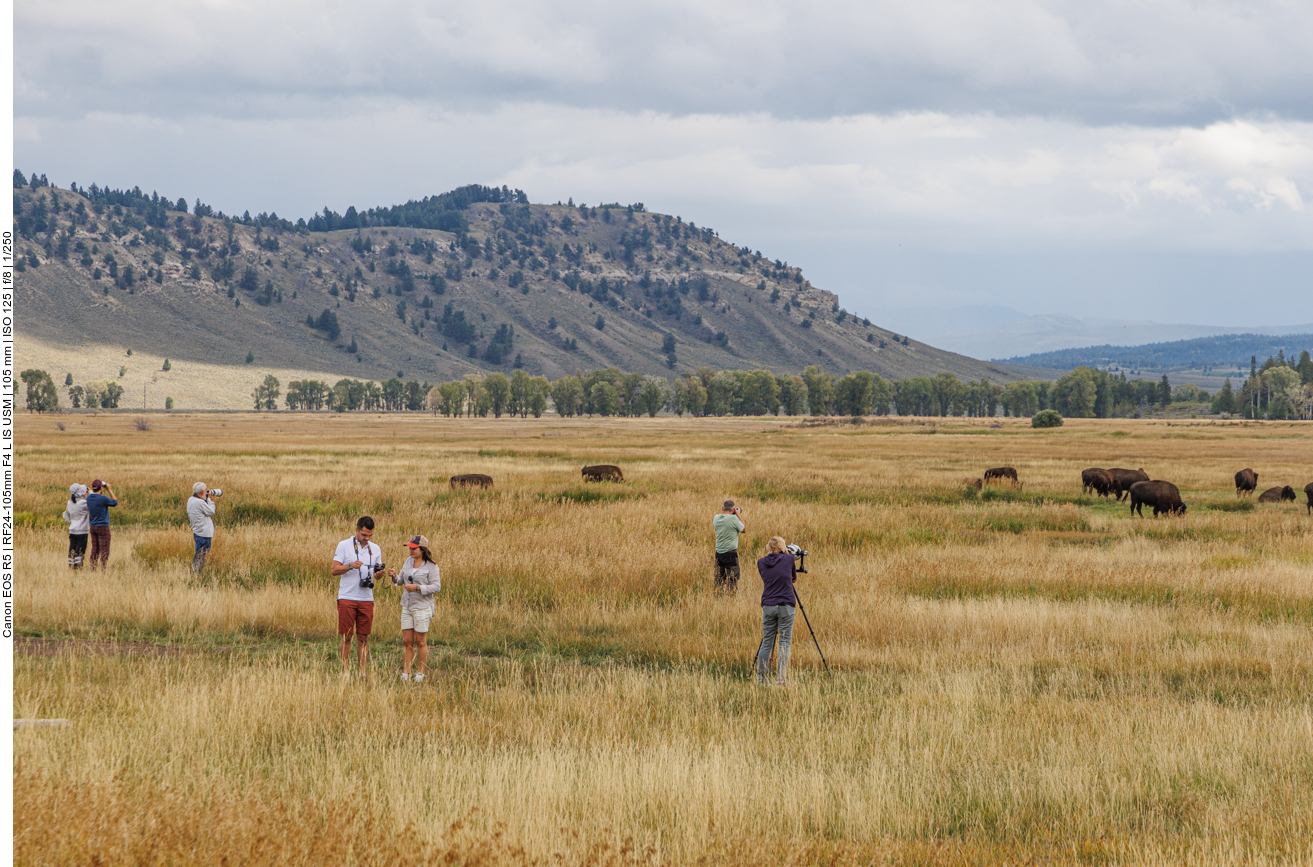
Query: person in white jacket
[[187, 482, 221, 574], [63, 484, 90, 569]]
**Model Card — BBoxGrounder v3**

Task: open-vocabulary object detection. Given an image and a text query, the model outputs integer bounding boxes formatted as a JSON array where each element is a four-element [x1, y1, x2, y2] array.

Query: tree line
[[29, 363, 1277, 419]]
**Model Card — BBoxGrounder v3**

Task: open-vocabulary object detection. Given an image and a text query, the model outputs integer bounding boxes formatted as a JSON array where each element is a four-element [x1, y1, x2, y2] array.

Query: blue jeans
[[756, 605, 795, 684], [193, 534, 212, 573]]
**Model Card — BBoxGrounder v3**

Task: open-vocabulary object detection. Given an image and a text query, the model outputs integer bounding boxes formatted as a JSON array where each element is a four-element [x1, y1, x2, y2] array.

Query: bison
[[582, 464, 624, 482], [1128, 480, 1187, 517], [1306, 483, 1313, 516], [983, 467, 1018, 483], [1081, 468, 1114, 497], [1107, 468, 1149, 501], [1257, 485, 1296, 503], [1235, 468, 1259, 497], [449, 473, 494, 489]]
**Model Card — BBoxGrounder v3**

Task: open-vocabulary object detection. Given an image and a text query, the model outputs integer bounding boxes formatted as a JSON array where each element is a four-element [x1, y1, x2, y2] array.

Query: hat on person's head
[[70, 483, 87, 497], [723, 499, 735, 510], [92, 479, 103, 491], [405, 534, 430, 549]]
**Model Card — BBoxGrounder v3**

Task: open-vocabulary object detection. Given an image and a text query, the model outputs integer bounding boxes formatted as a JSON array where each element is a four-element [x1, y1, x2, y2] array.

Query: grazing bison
[[983, 467, 1018, 483], [449, 473, 494, 489], [1257, 485, 1296, 503], [582, 464, 624, 482], [1306, 483, 1313, 516], [1235, 468, 1259, 497], [1107, 468, 1150, 501], [1128, 480, 1187, 517], [1081, 468, 1114, 497]]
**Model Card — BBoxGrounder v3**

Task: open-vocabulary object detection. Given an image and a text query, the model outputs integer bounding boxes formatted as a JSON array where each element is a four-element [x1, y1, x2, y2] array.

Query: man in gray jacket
[[187, 482, 222, 574]]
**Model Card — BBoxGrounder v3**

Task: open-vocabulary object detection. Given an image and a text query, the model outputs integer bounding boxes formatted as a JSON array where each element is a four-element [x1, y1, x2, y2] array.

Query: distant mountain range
[[1003, 333, 1313, 373], [879, 306, 1313, 363]]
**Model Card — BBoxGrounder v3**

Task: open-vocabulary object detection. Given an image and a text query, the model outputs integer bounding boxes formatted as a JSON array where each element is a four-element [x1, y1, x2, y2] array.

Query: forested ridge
[[14, 168, 1051, 404]]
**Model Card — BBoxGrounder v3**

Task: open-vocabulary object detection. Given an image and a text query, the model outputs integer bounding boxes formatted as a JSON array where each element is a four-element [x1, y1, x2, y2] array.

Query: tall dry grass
[[13, 413, 1313, 864]]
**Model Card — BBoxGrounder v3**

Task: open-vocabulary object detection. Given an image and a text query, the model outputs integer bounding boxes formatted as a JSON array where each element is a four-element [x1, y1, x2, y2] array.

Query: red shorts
[[337, 600, 374, 636]]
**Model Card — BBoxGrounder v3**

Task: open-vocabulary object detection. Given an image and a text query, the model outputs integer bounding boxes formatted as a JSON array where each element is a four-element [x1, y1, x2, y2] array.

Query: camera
[[786, 543, 809, 573], [358, 562, 386, 589], [210, 489, 223, 498]]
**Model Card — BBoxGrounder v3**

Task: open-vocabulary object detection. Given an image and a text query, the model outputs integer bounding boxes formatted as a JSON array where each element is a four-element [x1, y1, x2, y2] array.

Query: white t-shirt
[[334, 537, 382, 602]]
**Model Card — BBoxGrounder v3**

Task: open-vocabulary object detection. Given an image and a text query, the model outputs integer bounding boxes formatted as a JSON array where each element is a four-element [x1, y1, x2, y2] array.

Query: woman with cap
[[62, 484, 90, 569], [387, 535, 441, 682]]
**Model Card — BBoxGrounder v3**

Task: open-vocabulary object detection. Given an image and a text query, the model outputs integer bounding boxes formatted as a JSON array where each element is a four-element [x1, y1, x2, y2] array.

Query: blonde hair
[[766, 536, 787, 554]]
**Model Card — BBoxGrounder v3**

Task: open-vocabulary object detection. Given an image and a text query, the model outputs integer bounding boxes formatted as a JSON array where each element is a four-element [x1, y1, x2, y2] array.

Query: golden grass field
[[12, 412, 1313, 866]]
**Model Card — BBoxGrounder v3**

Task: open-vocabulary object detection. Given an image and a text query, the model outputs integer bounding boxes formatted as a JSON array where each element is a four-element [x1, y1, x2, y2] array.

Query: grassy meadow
[[12, 412, 1313, 866]]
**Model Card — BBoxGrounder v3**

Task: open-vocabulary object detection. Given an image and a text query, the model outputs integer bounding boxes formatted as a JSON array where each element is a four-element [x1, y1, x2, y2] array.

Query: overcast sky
[[16, 1, 1313, 326]]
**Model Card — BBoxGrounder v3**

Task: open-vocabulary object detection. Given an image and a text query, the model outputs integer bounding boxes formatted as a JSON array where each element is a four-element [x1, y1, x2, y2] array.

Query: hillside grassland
[[13, 413, 1313, 866]]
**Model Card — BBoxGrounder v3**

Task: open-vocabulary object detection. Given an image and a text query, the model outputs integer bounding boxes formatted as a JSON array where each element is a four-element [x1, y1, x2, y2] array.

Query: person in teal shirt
[[712, 499, 746, 595]]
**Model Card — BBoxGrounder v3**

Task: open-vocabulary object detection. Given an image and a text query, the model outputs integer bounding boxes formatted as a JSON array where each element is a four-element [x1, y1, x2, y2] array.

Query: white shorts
[[400, 606, 434, 634]]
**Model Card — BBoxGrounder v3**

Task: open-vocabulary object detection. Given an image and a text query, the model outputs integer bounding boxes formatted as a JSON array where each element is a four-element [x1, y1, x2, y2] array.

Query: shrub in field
[[1032, 409, 1063, 428]]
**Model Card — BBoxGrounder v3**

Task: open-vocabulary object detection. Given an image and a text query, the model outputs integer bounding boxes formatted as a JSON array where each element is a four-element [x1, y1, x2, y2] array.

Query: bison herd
[[448, 464, 627, 490], [986, 465, 1312, 518]]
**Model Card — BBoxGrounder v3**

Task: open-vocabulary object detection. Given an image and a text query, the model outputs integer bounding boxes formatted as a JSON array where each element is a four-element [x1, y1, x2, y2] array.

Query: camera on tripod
[[786, 543, 809, 573], [359, 562, 386, 589]]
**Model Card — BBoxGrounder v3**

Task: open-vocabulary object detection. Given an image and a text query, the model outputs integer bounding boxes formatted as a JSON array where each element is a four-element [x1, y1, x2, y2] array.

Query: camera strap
[[352, 537, 375, 577]]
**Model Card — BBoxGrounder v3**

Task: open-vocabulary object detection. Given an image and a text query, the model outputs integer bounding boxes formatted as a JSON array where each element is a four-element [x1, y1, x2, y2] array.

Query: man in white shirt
[[187, 482, 221, 574], [332, 516, 382, 676]]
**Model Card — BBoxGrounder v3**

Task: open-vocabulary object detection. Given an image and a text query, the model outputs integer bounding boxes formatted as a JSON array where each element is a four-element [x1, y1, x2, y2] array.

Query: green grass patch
[[538, 487, 638, 506], [1204, 500, 1256, 513], [905, 575, 1313, 622]]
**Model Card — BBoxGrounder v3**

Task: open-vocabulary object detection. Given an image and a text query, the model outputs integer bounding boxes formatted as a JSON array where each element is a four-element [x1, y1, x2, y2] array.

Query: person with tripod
[[755, 536, 798, 685]]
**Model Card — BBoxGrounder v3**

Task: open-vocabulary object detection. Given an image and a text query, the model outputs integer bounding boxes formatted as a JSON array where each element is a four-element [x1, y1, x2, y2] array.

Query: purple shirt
[[756, 552, 797, 607]]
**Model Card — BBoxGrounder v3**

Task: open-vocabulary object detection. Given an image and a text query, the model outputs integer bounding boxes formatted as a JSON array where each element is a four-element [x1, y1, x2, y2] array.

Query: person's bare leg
[[357, 636, 369, 675], [340, 632, 352, 674], [416, 633, 429, 676], [402, 630, 415, 676]]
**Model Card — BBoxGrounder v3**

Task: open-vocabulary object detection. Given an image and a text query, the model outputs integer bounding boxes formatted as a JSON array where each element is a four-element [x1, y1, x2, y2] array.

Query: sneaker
[[414, 673, 426, 683], [400, 673, 411, 682]]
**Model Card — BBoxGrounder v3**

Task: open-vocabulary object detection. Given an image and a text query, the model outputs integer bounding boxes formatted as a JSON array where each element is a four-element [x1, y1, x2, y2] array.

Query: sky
[[15, 0, 1313, 327]]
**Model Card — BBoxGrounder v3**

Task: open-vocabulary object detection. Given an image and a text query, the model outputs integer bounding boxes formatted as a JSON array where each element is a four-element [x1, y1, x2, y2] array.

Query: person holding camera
[[187, 482, 222, 574], [332, 516, 384, 677], [63, 484, 90, 569], [755, 536, 798, 686], [84, 480, 119, 571], [388, 534, 441, 682], [712, 499, 746, 595]]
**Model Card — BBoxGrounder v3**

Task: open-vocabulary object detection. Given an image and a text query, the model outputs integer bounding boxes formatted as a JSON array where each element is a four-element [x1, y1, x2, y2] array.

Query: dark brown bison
[[1107, 468, 1150, 501], [1306, 483, 1313, 515], [1257, 485, 1296, 503], [983, 467, 1018, 483], [449, 473, 493, 489], [1128, 480, 1187, 517], [582, 464, 623, 482], [1235, 468, 1259, 497], [1081, 468, 1114, 497]]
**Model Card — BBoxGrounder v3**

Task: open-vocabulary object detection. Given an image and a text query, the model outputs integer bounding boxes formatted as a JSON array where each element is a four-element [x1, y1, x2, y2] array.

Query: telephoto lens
[[210, 489, 223, 497]]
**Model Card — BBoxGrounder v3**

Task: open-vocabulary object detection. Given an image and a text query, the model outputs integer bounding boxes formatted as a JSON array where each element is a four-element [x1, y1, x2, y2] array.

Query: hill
[[14, 177, 1048, 409], [1006, 333, 1313, 375]]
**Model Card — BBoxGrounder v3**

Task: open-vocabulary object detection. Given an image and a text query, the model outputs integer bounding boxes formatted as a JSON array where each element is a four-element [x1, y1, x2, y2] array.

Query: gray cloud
[[16, 1, 1313, 325], [17, 0, 1313, 124]]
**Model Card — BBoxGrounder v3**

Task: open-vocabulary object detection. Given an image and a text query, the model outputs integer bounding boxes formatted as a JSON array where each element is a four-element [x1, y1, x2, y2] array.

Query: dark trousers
[[714, 550, 740, 595], [89, 526, 111, 569], [68, 534, 88, 569]]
